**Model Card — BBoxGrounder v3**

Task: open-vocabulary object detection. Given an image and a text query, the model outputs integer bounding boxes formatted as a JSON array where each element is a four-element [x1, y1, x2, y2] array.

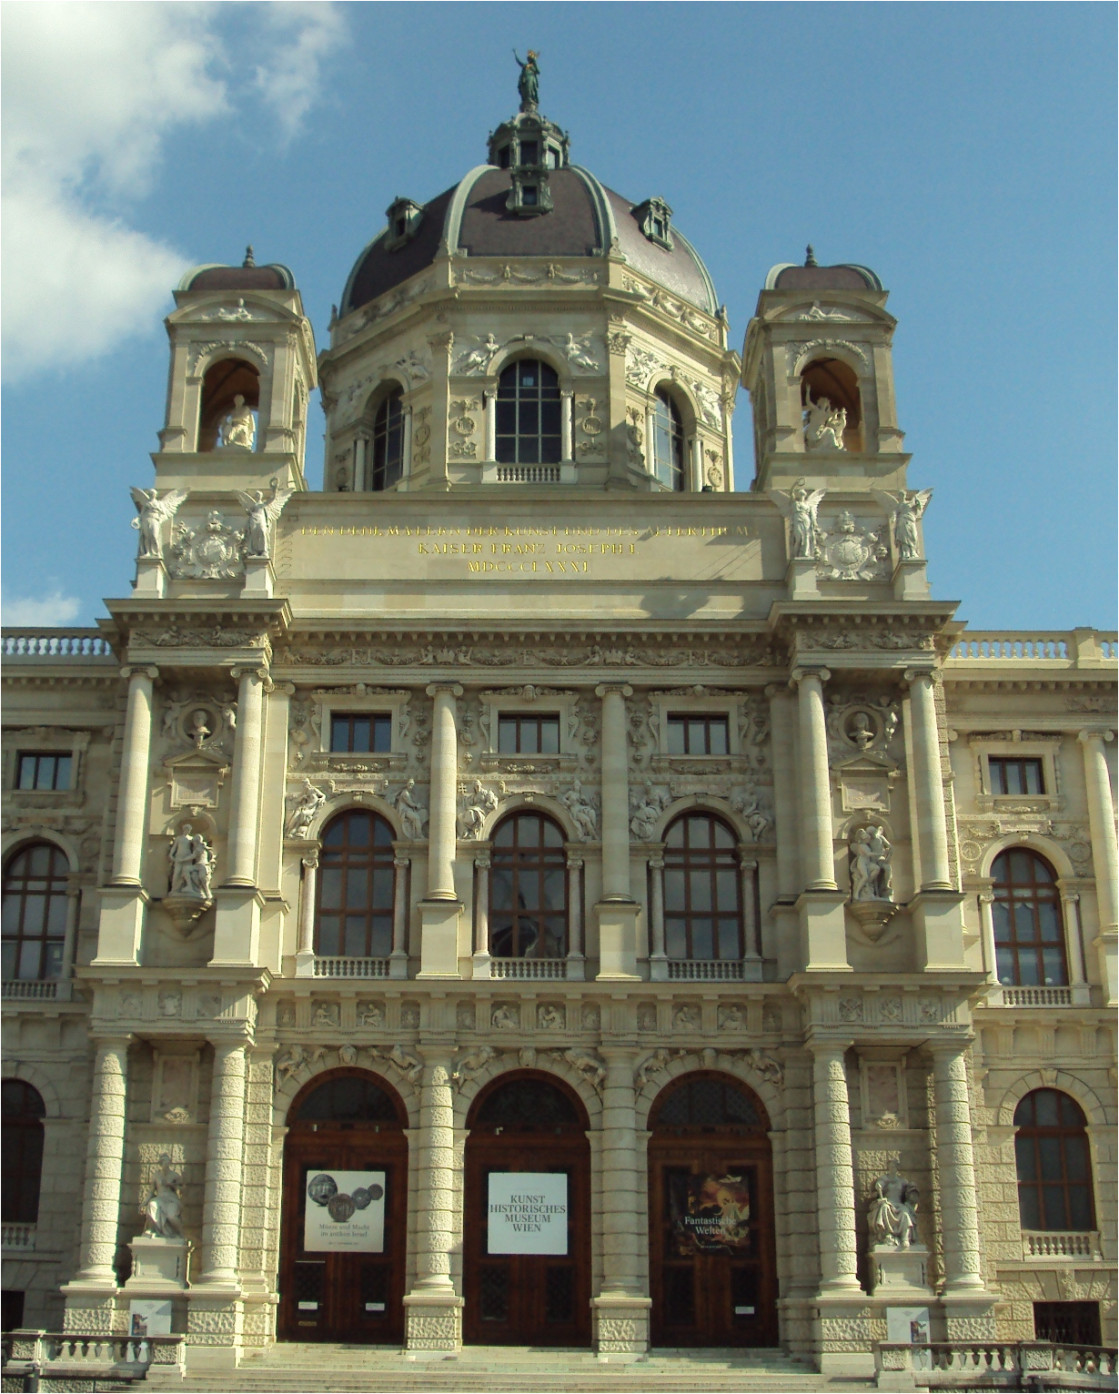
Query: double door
[[649, 1144, 777, 1347], [279, 1131, 406, 1344]]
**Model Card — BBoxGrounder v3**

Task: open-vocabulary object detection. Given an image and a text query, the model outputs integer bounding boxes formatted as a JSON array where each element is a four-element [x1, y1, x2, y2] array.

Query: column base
[[60, 1281, 119, 1334], [92, 885, 150, 965], [811, 1290, 875, 1376], [403, 1289, 463, 1353], [210, 887, 264, 966], [294, 949, 316, 978], [909, 889, 967, 971], [389, 948, 409, 980], [595, 899, 642, 980], [471, 950, 492, 979], [417, 899, 463, 978], [592, 1293, 651, 1359], [797, 889, 850, 971], [939, 1290, 997, 1340]]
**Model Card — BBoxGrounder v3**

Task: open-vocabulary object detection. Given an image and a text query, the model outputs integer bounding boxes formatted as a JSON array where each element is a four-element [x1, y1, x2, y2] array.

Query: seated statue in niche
[[219, 394, 256, 450], [868, 1158, 919, 1249], [141, 1154, 185, 1240]]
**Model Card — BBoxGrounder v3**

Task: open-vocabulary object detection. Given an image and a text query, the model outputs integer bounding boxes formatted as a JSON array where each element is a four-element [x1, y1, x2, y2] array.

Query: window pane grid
[[489, 813, 567, 959], [17, 753, 72, 791], [989, 757, 1044, 796], [663, 815, 742, 962], [370, 391, 404, 491], [2, 843, 70, 981], [495, 360, 562, 465], [497, 714, 561, 754], [666, 714, 729, 755], [1014, 1090, 1095, 1233], [652, 391, 685, 491], [315, 811, 396, 959], [992, 850, 1068, 986], [330, 713, 392, 753]]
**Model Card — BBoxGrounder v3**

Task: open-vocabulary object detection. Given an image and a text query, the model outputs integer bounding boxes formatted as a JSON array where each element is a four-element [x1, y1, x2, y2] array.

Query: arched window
[[370, 388, 405, 491], [1014, 1089, 1094, 1232], [2, 1081, 46, 1224], [315, 811, 395, 960], [490, 812, 566, 959], [650, 1073, 768, 1133], [652, 389, 685, 490], [289, 1073, 405, 1127], [664, 814, 741, 961], [2, 842, 69, 981], [198, 357, 260, 452], [992, 849, 1068, 987], [496, 360, 561, 465]]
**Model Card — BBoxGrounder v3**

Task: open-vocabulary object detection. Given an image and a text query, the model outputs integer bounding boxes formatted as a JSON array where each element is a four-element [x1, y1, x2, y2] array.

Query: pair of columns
[[810, 1038, 984, 1295], [73, 1036, 249, 1291]]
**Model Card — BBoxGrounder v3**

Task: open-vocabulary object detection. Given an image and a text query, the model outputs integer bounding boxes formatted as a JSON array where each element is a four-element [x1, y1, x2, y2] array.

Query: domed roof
[[764, 247, 882, 292], [179, 246, 296, 293], [340, 167, 718, 318]]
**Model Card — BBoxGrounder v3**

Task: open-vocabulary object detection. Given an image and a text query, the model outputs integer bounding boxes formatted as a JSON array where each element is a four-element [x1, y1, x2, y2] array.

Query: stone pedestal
[[417, 898, 463, 978], [133, 555, 168, 597], [892, 558, 929, 600], [787, 556, 820, 598], [241, 555, 275, 597], [869, 1244, 932, 1297], [125, 1236, 192, 1292], [595, 899, 642, 980], [592, 1293, 652, 1360], [403, 1291, 463, 1354]]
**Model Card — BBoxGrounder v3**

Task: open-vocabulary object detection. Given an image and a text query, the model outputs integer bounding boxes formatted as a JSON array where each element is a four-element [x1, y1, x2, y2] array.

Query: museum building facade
[[2, 77, 1116, 1375]]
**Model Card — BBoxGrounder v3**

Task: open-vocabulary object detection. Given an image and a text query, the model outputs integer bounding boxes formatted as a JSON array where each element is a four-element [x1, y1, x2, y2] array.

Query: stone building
[[2, 70, 1116, 1377]]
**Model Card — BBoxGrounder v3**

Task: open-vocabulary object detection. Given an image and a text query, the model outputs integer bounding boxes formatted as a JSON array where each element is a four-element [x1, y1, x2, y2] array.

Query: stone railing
[[312, 956, 391, 978], [1023, 1229, 1101, 1260], [490, 957, 568, 980], [946, 629, 1117, 667], [999, 984, 1074, 1008], [1, 1330, 185, 1383], [1, 628, 114, 660], [667, 959, 746, 981], [1, 1222, 35, 1250], [874, 1341, 1117, 1389]]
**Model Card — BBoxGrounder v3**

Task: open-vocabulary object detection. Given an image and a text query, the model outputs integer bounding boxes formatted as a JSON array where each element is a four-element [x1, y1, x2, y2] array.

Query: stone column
[[808, 1042, 860, 1293], [930, 1043, 985, 1293], [648, 854, 668, 980], [294, 851, 317, 977], [561, 388, 574, 461], [353, 435, 367, 492], [566, 853, 585, 979], [1056, 881, 1089, 1003], [791, 668, 834, 890], [483, 389, 497, 461], [390, 853, 410, 978], [74, 1036, 132, 1283], [1078, 729, 1118, 1004], [111, 666, 158, 885], [595, 684, 640, 980], [225, 668, 268, 887], [767, 682, 800, 978], [402, 404, 413, 481], [419, 684, 463, 978], [739, 852, 763, 979], [198, 1040, 248, 1288], [592, 1045, 651, 1355], [405, 1047, 463, 1352], [904, 669, 952, 891], [62, 876, 82, 980], [472, 852, 491, 978]]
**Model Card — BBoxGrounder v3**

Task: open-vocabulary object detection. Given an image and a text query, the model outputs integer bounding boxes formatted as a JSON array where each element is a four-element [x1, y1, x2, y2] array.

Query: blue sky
[[2, 1, 1115, 631]]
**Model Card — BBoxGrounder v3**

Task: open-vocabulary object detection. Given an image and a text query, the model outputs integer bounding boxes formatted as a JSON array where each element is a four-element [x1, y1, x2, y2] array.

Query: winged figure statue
[[236, 479, 295, 559], [873, 488, 933, 562], [130, 487, 188, 559], [772, 479, 826, 560]]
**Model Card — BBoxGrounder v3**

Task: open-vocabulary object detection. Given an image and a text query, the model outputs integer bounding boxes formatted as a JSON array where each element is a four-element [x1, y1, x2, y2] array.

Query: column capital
[[902, 666, 939, 687], [790, 666, 830, 686], [595, 682, 633, 698], [393, 854, 411, 870], [474, 851, 492, 870], [764, 681, 793, 700], [806, 1036, 854, 1057], [926, 1033, 975, 1059], [301, 850, 320, 871], [231, 665, 271, 688], [273, 681, 296, 696], [120, 664, 159, 682], [426, 682, 463, 698], [1078, 727, 1115, 745], [91, 1032, 134, 1052], [565, 853, 584, 870]]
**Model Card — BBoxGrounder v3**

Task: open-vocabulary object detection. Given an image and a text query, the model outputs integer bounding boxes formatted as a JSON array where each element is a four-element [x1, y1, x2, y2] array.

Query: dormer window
[[383, 197, 424, 252], [520, 140, 539, 166], [522, 185, 538, 207], [635, 197, 674, 250], [506, 169, 553, 217]]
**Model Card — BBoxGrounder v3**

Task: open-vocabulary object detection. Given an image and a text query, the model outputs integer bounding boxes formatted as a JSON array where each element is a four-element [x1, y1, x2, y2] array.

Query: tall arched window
[[490, 812, 566, 959], [664, 814, 741, 961], [2, 1081, 46, 1225], [1014, 1089, 1094, 1232], [496, 360, 561, 465], [315, 811, 395, 959], [652, 389, 685, 490], [2, 842, 69, 982], [370, 388, 405, 490], [992, 849, 1068, 987]]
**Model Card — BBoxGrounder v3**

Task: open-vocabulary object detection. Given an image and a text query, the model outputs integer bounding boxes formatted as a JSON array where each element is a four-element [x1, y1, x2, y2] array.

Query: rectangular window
[[666, 715, 729, 756], [520, 141, 539, 165], [498, 714, 560, 755], [989, 756, 1044, 795], [1033, 1302, 1101, 1346], [16, 752, 72, 791], [330, 714, 392, 754]]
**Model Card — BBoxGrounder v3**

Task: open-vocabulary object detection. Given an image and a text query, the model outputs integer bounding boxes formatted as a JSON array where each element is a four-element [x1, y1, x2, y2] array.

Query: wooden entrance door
[[463, 1074, 591, 1347], [278, 1073, 407, 1344], [648, 1075, 777, 1348]]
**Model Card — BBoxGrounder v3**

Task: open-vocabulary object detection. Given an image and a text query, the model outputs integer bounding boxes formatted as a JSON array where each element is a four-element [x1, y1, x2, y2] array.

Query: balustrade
[[0, 629, 114, 659]]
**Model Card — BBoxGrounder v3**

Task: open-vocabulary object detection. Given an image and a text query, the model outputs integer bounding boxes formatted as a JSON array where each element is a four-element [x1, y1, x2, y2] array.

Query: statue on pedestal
[[220, 394, 255, 450], [868, 1158, 919, 1249], [141, 1154, 185, 1240], [513, 49, 540, 110]]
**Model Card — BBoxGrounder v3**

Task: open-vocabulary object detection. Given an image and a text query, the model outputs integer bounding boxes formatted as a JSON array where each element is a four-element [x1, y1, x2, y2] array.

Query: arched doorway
[[648, 1073, 777, 1347], [278, 1071, 408, 1343], [463, 1072, 591, 1346]]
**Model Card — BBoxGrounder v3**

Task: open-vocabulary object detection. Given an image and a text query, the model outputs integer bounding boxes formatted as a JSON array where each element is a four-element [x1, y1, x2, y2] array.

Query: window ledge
[[992, 985, 1082, 1008], [666, 959, 747, 982], [307, 956, 392, 980], [481, 462, 577, 485], [1, 1222, 37, 1251], [2, 979, 71, 1002], [1022, 1230, 1102, 1261], [490, 957, 568, 980]]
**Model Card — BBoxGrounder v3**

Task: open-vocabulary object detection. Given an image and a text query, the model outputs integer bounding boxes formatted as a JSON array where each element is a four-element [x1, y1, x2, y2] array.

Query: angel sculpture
[[131, 487, 188, 560], [874, 489, 933, 562], [455, 334, 500, 375], [773, 479, 826, 561], [236, 479, 295, 559], [561, 333, 600, 372]]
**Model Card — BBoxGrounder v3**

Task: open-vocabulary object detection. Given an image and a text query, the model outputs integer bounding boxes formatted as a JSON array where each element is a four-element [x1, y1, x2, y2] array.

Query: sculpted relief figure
[[131, 487, 187, 560], [141, 1154, 185, 1240], [395, 779, 428, 839], [219, 394, 256, 450], [868, 1159, 919, 1249], [287, 778, 327, 838], [803, 391, 847, 452], [237, 479, 295, 559], [560, 777, 597, 839], [168, 824, 214, 899], [460, 779, 500, 839], [849, 824, 892, 901]]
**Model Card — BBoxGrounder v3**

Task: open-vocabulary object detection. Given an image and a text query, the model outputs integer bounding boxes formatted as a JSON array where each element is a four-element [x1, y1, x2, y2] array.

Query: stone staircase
[[144, 1344, 875, 1393]]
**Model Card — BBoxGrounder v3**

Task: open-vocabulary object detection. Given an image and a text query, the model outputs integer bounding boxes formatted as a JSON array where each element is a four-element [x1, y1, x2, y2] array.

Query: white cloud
[[0, 2, 345, 381], [2, 587, 83, 627]]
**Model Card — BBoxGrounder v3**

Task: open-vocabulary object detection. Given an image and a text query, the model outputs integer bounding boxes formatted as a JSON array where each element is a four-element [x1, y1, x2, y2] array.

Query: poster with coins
[[304, 1170, 386, 1252]]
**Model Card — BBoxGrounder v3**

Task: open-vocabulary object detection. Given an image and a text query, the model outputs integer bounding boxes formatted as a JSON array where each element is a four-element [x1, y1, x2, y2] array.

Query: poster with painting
[[670, 1170, 754, 1254]]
